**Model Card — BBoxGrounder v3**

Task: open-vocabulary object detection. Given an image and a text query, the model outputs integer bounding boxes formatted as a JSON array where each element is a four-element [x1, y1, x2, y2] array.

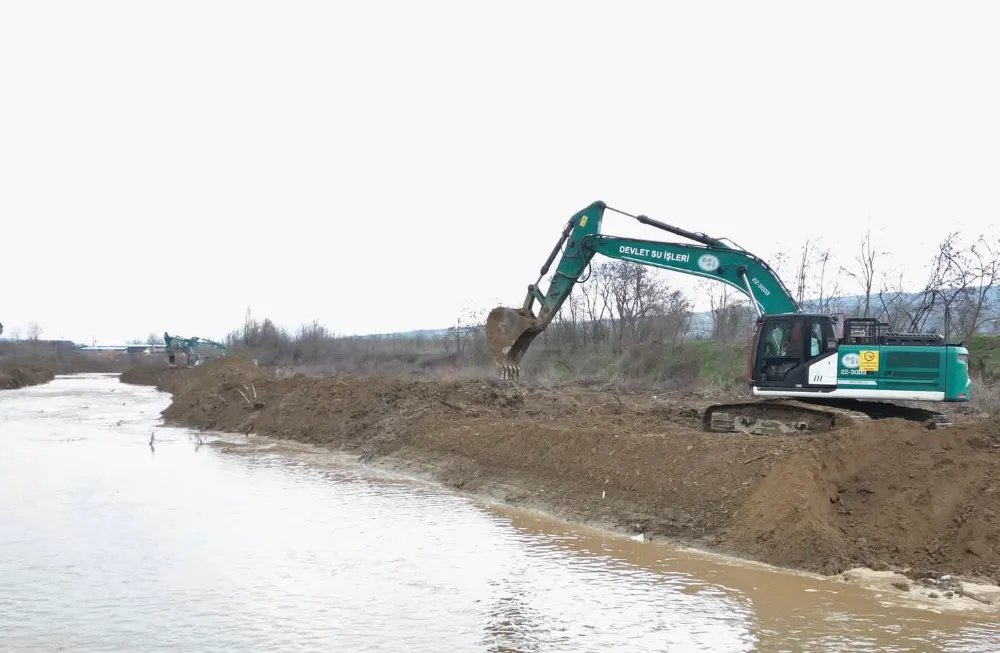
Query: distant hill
[[365, 288, 1000, 340]]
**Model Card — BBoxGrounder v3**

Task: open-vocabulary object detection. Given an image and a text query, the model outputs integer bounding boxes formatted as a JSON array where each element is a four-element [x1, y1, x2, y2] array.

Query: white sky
[[2, 1, 998, 344]]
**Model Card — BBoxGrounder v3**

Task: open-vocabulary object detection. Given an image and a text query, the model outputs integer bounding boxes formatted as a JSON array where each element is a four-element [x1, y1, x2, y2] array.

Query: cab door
[[751, 316, 837, 390]]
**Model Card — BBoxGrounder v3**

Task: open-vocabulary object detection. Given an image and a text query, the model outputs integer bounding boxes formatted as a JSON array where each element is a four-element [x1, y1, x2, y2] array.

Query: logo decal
[[697, 254, 720, 272], [841, 353, 860, 369]]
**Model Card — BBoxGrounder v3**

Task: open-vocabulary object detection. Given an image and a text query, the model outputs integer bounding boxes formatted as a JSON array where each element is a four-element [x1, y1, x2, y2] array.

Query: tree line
[[186, 230, 997, 385], [8, 229, 991, 384]]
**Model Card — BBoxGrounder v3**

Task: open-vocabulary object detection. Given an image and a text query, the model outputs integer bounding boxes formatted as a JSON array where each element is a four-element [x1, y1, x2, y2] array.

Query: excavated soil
[[119, 363, 185, 388], [0, 363, 55, 390], [122, 356, 1000, 583]]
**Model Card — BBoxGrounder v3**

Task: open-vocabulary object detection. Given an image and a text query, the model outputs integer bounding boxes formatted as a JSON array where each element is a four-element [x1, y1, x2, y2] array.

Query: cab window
[[810, 322, 822, 357], [808, 319, 837, 358], [761, 318, 832, 360], [760, 320, 796, 357]]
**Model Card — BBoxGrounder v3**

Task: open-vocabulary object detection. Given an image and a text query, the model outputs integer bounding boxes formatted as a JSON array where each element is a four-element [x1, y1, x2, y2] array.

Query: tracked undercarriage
[[701, 397, 953, 435]]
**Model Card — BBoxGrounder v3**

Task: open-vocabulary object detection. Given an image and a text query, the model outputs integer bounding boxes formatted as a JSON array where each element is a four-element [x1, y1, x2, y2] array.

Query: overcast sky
[[2, 2, 998, 344]]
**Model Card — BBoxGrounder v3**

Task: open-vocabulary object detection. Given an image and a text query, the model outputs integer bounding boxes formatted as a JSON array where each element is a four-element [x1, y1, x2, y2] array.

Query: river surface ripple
[[1, 374, 998, 652]]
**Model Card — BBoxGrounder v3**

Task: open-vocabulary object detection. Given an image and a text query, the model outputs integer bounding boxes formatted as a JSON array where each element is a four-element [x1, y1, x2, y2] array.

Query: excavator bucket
[[485, 306, 545, 380]]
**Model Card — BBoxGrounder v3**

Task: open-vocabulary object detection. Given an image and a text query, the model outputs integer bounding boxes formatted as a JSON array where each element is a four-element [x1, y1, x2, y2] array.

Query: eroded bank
[[119, 357, 1000, 588]]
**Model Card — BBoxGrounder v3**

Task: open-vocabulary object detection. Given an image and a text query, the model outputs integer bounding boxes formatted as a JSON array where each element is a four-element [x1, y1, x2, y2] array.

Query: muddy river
[[1, 374, 998, 652]]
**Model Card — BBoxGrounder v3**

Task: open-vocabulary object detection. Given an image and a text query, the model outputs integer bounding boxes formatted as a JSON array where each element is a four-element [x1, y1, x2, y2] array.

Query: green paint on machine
[[836, 343, 972, 399]]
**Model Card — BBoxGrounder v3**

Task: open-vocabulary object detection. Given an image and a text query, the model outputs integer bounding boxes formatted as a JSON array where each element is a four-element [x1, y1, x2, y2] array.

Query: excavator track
[[701, 398, 952, 435]]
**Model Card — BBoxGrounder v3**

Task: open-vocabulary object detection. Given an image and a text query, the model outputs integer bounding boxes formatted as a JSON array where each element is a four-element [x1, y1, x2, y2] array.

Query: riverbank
[[0, 363, 55, 390], [121, 355, 1000, 589], [0, 354, 128, 390]]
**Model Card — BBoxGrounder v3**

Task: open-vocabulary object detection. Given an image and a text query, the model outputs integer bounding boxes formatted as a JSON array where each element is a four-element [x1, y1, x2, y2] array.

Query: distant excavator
[[485, 201, 972, 434], [163, 332, 229, 367]]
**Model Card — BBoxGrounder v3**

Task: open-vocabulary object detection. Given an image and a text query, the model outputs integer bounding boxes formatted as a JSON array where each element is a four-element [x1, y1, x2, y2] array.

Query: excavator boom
[[164, 332, 229, 367], [487, 201, 798, 377]]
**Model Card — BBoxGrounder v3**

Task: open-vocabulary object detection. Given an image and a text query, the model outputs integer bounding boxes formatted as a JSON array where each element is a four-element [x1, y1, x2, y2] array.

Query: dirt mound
[[0, 353, 125, 391], [0, 363, 55, 390], [120, 363, 184, 388], [726, 419, 1000, 579], [49, 355, 128, 374], [145, 363, 1000, 582], [120, 355, 264, 391]]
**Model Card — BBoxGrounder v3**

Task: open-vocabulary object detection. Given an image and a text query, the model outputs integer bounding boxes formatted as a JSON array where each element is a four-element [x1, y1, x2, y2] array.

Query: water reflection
[[0, 374, 997, 653]]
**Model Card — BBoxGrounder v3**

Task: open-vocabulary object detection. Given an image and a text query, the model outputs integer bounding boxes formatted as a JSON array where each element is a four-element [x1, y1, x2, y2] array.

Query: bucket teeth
[[486, 306, 541, 381], [495, 361, 520, 381]]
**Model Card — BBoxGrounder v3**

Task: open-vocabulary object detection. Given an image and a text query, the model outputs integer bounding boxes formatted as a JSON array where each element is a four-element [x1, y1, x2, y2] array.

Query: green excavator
[[163, 332, 229, 367], [485, 201, 972, 434]]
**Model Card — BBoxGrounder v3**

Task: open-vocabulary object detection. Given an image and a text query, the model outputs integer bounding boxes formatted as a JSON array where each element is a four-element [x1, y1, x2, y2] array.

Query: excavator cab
[[748, 314, 840, 391]]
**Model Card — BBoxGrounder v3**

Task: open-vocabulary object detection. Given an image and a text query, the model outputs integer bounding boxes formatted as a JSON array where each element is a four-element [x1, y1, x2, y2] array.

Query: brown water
[[1, 374, 998, 652]]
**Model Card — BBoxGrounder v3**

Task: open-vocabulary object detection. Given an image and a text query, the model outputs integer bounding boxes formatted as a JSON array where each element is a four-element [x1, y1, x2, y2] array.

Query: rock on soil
[[121, 356, 1000, 583]]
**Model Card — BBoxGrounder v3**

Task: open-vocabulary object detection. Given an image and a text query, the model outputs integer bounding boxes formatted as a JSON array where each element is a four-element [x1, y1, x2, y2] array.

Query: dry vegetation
[[0, 340, 133, 390], [5, 231, 1000, 404], [188, 232, 1000, 415]]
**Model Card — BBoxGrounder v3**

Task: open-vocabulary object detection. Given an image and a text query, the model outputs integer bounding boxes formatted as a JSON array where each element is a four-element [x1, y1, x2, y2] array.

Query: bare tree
[[599, 261, 670, 351], [870, 233, 1000, 339], [814, 247, 844, 314], [446, 305, 488, 357], [786, 239, 843, 314], [26, 322, 42, 342], [895, 252, 947, 334], [579, 264, 612, 345], [295, 319, 332, 362], [145, 332, 165, 346], [655, 290, 693, 349], [795, 239, 812, 305], [562, 292, 585, 346], [769, 249, 791, 282], [706, 283, 754, 341], [876, 272, 912, 331], [841, 229, 882, 318], [7, 326, 21, 342], [934, 234, 999, 340], [545, 291, 583, 350]]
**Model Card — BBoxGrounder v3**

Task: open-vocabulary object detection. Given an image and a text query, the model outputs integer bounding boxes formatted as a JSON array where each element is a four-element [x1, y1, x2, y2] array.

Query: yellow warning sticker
[[580, 215, 589, 227], [859, 350, 880, 372]]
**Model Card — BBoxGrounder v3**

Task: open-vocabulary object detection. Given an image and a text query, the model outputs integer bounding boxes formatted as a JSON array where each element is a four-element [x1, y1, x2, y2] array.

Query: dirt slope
[[0, 354, 126, 390], [0, 363, 55, 390], [119, 363, 185, 388], [123, 356, 1000, 583]]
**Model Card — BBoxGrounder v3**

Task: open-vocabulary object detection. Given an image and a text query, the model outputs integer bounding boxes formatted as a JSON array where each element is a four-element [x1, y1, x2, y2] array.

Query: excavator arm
[[486, 201, 800, 377], [164, 332, 229, 366]]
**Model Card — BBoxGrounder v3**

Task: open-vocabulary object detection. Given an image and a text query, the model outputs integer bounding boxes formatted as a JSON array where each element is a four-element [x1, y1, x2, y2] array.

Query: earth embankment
[[0, 354, 128, 390], [122, 356, 1000, 584], [0, 364, 55, 390]]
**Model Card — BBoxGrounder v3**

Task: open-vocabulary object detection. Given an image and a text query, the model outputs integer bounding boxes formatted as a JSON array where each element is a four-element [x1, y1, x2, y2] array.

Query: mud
[[121, 356, 1000, 584]]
